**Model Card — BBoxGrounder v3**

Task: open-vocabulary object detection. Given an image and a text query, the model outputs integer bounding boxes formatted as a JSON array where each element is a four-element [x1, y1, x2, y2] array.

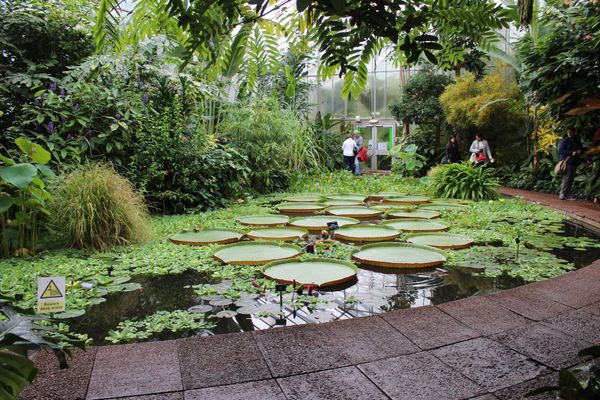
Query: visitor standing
[[469, 133, 494, 165], [353, 130, 363, 175], [445, 134, 460, 163], [342, 134, 357, 172], [558, 127, 583, 200]]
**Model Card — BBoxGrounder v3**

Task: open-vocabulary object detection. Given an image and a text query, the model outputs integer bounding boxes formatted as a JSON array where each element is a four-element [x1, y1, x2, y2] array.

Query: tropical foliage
[[428, 162, 499, 200]]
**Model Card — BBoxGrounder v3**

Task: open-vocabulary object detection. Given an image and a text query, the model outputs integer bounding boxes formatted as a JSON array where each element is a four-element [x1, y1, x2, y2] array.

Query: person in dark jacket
[[445, 134, 460, 163], [558, 127, 584, 200]]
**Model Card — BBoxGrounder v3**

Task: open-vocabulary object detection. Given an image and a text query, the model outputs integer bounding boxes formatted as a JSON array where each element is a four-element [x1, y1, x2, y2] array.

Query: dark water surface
[[69, 221, 600, 345]]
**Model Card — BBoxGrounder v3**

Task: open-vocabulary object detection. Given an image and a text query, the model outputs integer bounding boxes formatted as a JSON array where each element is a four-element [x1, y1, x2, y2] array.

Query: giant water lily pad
[[169, 229, 245, 245], [352, 242, 446, 268], [289, 215, 360, 230], [405, 233, 474, 249], [283, 194, 324, 202], [323, 200, 364, 206], [263, 258, 358, 286], [418, 202, 469, 212], [237, 215, 289, 226], [325, 194, 367, 202], [387, 209, 440, 220], [276, 203, 326, 213], [367, 192, 406, 201], [325, 206, 384, 219], [335, 225, 401, 242], [213, 242, 301, 265], [382, 218, 449, 232], [246, 227, 308, 241], [386, 196, 430, 204], [371, 202, 414, 211]]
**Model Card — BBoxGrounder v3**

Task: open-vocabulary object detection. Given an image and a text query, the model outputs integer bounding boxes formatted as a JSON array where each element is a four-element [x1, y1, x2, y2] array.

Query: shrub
[[428, 162, 499, 201], [391, 144, 427, 177], [48, 164, 150, 250]]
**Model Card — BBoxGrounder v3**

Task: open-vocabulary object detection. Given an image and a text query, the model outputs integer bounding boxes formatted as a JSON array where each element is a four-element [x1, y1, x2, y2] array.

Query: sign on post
[[37, 277, 65, 313]]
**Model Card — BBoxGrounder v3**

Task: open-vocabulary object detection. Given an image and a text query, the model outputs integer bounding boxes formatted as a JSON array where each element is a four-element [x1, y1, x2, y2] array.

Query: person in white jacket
[[342, 135, 357, 172], [469, 133, 495, 165]]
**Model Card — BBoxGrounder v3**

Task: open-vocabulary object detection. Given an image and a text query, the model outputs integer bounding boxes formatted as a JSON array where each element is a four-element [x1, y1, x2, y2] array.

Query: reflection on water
[[71, 221, 600, 345]]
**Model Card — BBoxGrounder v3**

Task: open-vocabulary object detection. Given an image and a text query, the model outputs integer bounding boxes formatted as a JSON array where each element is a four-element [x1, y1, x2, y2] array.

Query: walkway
[[19, 187, 600, 400]]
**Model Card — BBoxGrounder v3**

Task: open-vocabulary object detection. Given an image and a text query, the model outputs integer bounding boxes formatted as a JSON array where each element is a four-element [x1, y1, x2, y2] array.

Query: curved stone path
[[19, 189, 600, 400]]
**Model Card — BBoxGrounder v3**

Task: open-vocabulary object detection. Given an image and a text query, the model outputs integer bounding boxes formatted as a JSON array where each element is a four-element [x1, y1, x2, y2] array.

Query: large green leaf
[[15, 139, 51, 165], [0, 197, 13, 213], [0, 164, 38, 189]]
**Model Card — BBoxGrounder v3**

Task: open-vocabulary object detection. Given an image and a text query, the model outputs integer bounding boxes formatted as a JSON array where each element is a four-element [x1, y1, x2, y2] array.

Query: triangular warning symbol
[[41, 280, 63, 299]]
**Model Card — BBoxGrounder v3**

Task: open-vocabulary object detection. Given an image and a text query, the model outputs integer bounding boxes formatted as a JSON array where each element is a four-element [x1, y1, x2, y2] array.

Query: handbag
[[554, 157, 570, 176], [353, 146, 359, 156]]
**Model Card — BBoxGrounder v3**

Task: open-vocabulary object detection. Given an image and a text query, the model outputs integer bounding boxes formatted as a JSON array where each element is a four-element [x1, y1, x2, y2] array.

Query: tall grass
[[48, 164, 150, 251]]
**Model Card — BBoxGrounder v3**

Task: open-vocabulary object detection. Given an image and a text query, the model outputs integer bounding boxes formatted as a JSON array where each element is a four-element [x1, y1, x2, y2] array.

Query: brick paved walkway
[[19, 188, 600, 400]]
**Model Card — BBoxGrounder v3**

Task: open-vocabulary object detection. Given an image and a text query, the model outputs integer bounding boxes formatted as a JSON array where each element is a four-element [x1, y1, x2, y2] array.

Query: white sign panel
[[37, 276, 65, 313]]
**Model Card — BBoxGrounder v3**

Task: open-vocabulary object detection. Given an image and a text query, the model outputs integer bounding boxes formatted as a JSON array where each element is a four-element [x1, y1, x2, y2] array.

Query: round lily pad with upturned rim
[[371, 202, 414, 211], [246, 227, 308, 241], [385, 196, 430, 204], [325, 206, 384, 218], [325, 194, 367, 202], [276, 203, 326, 213], [289, 215, 360, 230], [387, 209, 441, 220], [283, 194, 324, 202], [169, 228, 245, 245], [213, 241, 301, 265], [263, 258, 358, 287], [382, 218, 449, 232], [352, 242, 446, 268], [405, 232, 474, 249], [367, 192, 406, 201], [335, 225, 401, 242], [418, 202, 469, 212], [323, 199, 364, 207], [237, 215, 289, 226]]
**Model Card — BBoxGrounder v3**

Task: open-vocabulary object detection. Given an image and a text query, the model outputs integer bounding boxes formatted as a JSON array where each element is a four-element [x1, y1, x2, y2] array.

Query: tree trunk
[[403, 119, 409, 137], [435, 122, 441, 160]]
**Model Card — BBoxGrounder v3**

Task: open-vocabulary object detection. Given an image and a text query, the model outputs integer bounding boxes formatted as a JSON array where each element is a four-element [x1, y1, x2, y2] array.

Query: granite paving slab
[[543, 306, 600, 344], [318, 315, 419, 363], [437, 296, 529, 335], [277, 366, 388, 400], [177, 332, 271, 390], [184, 380, 285, 400], [492, 372, 558, 400], [87, 341, 181, 400], [115, 393, 183, 400], [488, 285, 572, 321], [253, 323, 350, 377], [382, 305, 478, 350], [469, 395, 499, 400], [18, 347, 97, 400], [431, 338, 548, 392], [491, 323, 591, 369], [359, 351, 485, 400], [528, 264, 600, 309]]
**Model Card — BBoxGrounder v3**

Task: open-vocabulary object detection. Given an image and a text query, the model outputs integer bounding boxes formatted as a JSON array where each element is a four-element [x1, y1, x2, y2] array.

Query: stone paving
[[18, 189, 600, 400]]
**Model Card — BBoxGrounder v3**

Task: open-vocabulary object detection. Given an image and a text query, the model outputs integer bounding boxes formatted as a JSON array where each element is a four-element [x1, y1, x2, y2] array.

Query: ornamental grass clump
[[49, 164, 150, 250], [428, 162, 499, 201]]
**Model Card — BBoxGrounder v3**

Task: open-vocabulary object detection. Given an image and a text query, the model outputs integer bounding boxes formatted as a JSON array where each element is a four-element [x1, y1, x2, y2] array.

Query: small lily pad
[[246, 227, 308, 241], [169, 228, 244, 245], [237, 215, 290, 226], [382, 218, 449, 232], [209, 298, 234, 307], [213, 241, 301, 265], [188, 305, 213, 314], [216, 310, 238, 319]]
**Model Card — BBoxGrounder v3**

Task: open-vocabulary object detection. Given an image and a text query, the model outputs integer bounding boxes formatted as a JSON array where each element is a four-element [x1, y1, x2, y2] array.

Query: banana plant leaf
[[352, 242, 447, 268], [263, 258, 357, 286]]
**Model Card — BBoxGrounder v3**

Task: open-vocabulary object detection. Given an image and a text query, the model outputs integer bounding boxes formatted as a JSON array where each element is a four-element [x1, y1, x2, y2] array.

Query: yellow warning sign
[[38, 300, 65, 313], [41, 280, 63, 299]]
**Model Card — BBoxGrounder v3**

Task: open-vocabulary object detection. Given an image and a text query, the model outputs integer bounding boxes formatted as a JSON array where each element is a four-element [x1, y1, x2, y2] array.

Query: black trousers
[[343, 155, 355, 172]]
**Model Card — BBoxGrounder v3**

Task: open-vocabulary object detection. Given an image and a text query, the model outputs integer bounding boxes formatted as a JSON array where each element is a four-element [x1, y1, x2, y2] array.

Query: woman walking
[[469, 133, 494, 165], [558, 127, 583, 200], [445, 134, 460, 163]]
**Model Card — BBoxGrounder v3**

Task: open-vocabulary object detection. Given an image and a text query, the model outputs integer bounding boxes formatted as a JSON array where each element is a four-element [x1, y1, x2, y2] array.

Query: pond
[[68, 220, 600, 345]]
